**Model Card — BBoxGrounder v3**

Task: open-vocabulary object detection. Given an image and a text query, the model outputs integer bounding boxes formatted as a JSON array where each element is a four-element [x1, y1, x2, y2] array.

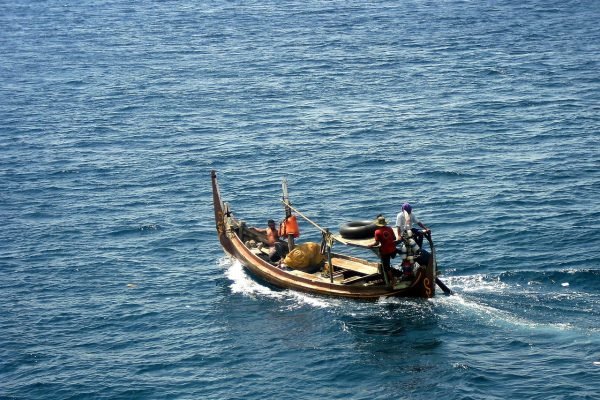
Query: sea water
[[1, 0, 599, 399]]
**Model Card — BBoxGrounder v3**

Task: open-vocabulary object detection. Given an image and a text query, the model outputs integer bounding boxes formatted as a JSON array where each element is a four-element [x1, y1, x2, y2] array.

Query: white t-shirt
[[395, 210, 421, 233]]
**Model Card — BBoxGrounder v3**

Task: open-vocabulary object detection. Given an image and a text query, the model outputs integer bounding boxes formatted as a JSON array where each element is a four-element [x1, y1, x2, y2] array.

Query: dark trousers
[[411, 228, 424, 248], [269, 242, 288, 262], [379, 250, 396, 275]]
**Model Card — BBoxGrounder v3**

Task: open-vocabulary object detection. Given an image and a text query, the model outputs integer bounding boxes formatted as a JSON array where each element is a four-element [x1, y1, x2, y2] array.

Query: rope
[[281, 200, 352, 246], [281, 200, 327, 233]]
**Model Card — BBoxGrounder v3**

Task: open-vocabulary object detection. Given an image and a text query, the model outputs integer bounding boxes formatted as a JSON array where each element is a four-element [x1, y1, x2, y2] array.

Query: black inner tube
[[339, 220, 377, 239]]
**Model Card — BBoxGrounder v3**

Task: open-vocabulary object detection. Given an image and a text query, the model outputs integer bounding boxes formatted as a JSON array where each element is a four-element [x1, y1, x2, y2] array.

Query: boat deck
[[329, 256, 378, 275], [249, 246, 382, 285]]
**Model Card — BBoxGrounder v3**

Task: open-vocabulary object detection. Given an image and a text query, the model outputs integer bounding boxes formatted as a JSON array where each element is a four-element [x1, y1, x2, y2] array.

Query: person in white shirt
[[395, 203, 430, 247]]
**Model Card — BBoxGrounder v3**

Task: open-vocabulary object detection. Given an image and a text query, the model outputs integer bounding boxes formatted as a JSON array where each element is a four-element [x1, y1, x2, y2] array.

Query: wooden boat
[[211, 170, 449, 299]]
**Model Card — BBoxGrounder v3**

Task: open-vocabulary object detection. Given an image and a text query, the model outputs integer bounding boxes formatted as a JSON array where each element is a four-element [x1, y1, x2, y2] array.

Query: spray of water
[[217, 257, 333, 308]]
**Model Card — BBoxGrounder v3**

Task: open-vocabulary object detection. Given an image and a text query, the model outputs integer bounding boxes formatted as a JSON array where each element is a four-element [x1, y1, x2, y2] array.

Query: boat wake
[[434, 270, 600, 334], [441, 268, 600, 295], [218, 257, 333, 308], [443, 274, 510, 293], [217, 258, 598, 334], [435, 292, 574, 332], [219, 257, 284, 299]]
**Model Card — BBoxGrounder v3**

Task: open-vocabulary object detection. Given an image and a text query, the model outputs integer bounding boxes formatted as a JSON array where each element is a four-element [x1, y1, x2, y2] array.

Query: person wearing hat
[[395, 203, 430, 247], [368, 215, 398, 285]]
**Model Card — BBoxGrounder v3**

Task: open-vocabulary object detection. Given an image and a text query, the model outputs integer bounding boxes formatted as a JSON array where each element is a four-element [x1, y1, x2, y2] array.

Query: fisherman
[[368, 215, 398, 285], [395, 203, 430, 248], [258, 219, 286, 262]]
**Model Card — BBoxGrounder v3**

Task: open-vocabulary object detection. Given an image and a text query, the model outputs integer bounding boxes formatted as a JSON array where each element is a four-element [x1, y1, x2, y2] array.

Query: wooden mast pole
[[282, 178, 295, 251]]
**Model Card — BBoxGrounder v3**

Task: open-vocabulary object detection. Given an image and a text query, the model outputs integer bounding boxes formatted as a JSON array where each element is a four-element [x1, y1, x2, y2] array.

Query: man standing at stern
[[368, 215, 398, 286]]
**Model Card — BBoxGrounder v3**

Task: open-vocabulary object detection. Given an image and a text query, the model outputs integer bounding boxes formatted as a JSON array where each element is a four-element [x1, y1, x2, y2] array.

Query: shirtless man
[[259, 219, 285, 262]]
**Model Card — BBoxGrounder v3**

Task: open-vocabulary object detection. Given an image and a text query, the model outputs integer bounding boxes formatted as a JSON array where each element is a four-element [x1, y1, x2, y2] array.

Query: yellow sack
[[284, 242, 324, 270]]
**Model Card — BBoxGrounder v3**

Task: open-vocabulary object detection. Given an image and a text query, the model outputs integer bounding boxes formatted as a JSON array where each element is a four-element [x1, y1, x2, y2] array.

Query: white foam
[[444, 274, 509, 294], [219, 257, 284, 299], [284, 290, 334, 309], [437, 292, 573, 332], [219, 257, 333, 308]]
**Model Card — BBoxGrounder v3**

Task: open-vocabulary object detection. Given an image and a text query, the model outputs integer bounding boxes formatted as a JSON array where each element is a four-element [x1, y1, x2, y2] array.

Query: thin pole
[[328, 251, 334, 283], [280, 199, 354, 247], [281, 199, 326, 234], [325, 228, 334, 283], [281, 179, 295, 250]]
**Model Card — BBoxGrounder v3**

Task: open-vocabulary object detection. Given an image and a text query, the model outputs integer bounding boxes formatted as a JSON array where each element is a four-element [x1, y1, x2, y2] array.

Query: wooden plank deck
[[331, 257, 379, 275], [341, 273, 379, 285], [288, 269, 344, 283]]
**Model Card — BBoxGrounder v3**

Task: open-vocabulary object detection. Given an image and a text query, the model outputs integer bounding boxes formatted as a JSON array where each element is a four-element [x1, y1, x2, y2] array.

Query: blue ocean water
[[1, 0, 599, 399]]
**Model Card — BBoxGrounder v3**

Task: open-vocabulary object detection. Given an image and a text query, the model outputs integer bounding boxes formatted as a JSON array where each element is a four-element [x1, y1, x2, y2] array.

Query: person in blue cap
[[395, 203, 430, 247]]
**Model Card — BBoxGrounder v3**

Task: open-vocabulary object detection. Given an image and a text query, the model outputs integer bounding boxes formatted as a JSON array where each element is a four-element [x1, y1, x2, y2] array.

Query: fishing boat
[[211, 170, 451, 299]]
